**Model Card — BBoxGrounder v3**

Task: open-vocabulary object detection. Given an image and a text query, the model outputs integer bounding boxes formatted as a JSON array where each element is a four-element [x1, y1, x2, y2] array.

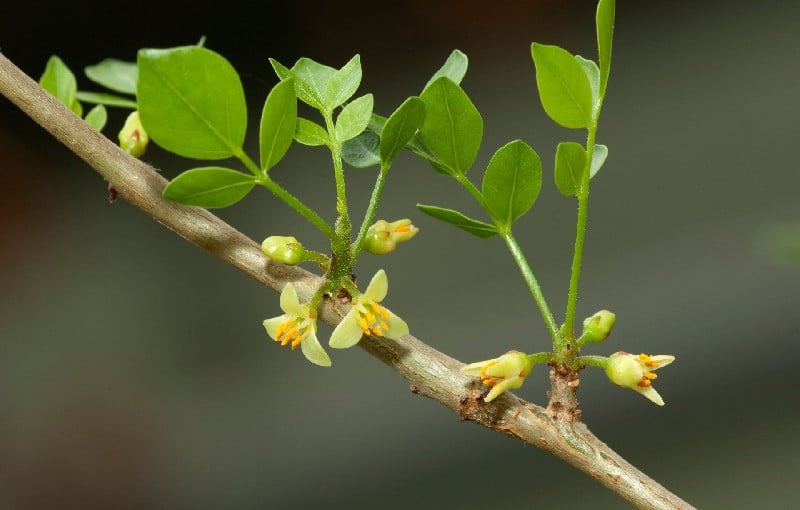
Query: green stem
[[323, 112, 353, 275], [501, 231, 559, 342], [577, 355, 609, 369], [563, 126, 597, 339], [455, 174, 489, 210], [303, 249, 331, 269], [527, 351, 554, 366], [352, 163, 389, 260]]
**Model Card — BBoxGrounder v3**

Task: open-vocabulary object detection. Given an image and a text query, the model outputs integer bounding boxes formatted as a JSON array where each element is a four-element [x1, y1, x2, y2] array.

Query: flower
[[263, 283, 331, 367], [580, 309, 616, 344], [363, 219, 419, 255], [329, 269, 409, 348], [461, 350, 533, 402], [605, 352, 675, 406], [262, 235, 305, 265], [118, 111, 149, 157]]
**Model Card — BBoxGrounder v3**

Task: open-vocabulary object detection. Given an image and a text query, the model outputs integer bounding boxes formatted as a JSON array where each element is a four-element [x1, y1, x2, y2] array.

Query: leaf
[[84, 59, 138, 95], [481, 140, 542, 226], [596, 0, 615, 97], [137, 46, 247, 160], [419, 77, 483, 175], [76, 91, 137, 108], [84, 104, 107, 131], [325, 55, 361, 109], [271, 57, 337, 111], [342, 130, 381, 168], [417, 204, 497, 239], [554, 142, 587, 197], [590, 144, 608, 178], [39, 55, 82, 115], [424, 49, 468, 91], [531, 43, 594, 129], [259, 78, 297, 171], [295, 118, 329, 147], [335, 94, 373, 142], [162, 167, 256, 208], [575, 55, 600, 110], [380, 97, 425, 164]]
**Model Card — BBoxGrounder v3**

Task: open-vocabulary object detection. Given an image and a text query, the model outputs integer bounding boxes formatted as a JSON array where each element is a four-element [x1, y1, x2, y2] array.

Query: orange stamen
[[644, 372, 657, 380]]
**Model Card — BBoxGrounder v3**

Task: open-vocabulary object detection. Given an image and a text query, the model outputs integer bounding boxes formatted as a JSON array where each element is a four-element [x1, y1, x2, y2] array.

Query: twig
[[0, 52, 695, 510]]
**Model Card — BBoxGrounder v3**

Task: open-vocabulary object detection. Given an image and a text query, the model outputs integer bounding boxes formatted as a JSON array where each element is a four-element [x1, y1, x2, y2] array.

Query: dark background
[[2, 1, 799, 508]]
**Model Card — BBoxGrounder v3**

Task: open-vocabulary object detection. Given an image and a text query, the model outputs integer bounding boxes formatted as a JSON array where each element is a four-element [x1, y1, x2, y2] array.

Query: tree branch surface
[[0, 53, 695, 510]]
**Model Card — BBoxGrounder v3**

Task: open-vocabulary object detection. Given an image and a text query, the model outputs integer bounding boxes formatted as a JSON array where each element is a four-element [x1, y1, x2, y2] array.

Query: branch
[[0, 53, 694, 510]]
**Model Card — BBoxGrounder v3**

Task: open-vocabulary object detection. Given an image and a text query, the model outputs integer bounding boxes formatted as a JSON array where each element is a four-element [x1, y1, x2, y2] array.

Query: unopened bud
[[261, 235, 305, 265], [118, 111, 149, 157], [581, 309, 616, 344], [363, 219, 419, 255]]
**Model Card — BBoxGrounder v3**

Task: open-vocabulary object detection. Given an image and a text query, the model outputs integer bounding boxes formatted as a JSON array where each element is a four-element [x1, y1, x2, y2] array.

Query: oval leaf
[[342, 130, 381, 168], [85, 59, 138, 95], [554, 142, 588, 197], [597, 0, 615, 97], [590, 144, 608, 178], [325, 54, 362, 109], [137, 46, 247, 160], [289, 58, 336, 110], [419, 77, 483, 175], [380, 97, 425, 164], [84, 104, 107, 131], [260, 78, 297, 171], [531, 43, 594, 129], [481, 140, 542, 226], [424, 49, 468, 91], [39, 55, 81, 115], [295, 118, 329, 147], [163, 167, 256, 208], [417, 204, 497, 239], [575, 55, 600, 111], [335, 94, 373, 142], [76, 91, 137, 109]]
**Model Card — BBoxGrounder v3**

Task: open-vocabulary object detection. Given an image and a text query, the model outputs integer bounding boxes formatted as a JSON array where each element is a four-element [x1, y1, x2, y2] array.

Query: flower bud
[[363, 219, 419, 255], [580, 309, 616, 344], [261, 236, 305, 265], [118, 111, 149, 157]]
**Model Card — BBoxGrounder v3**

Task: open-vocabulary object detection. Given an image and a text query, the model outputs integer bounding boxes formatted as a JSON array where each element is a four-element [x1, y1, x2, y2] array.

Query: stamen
[[358, 317, 369, 331], [644, 371, 657, 380], [380, 321, 389, 330], [364, 310, 375, 325], [371, 327, 383, 336], [639, 353, 658, 367], [291, 337, 302, 349], [638, 379, 652, 387], [395, 225, 411, 233], [378, 307, 390, 319]]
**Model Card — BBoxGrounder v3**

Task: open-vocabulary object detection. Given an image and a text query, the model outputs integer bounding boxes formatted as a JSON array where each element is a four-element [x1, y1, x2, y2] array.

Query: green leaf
[[84, 104, 107, 131], [419, 77, 483, 175], [270, 57, 337, 111], [335, 94, 373, 142], [137, 46, 247, 160], [84, 59, 138, 95], [575, 56, 600, 110], [554, 142, 587, 197], [481, 140, 542, 226], [596, 0, 615, 97], [531, 43, 594, 129], [162, 167, 256, 208], [325, 55, 361, 109], [76, 91, 137, 108], [380, 97, 425, 164], [590, 144, 608, 178], [424, 49, 468, 90], [417, 204, 497, 239], [259, 78, 297, 171], [342, 130, 381, 168], [39, 55, 82, 115], [295, 118, 329, 146]]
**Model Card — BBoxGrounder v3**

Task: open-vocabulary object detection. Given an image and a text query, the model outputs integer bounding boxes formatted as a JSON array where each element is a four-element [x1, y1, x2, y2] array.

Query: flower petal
[[461, 360, 492, 376], [329, 310, 365, 348], [382, 310, 409, 340], [263, 315, 290, 340], [635, 385, 665, 406], [301, 329, 332, 367], [647, 354, 675, 370], [279, 283, 303, 316], [363, 269, 388, 302], [485, 376, 520, 402]]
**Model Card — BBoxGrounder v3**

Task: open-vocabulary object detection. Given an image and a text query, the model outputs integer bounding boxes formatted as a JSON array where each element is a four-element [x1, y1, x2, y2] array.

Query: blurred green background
[[2, 0, 799, 508]]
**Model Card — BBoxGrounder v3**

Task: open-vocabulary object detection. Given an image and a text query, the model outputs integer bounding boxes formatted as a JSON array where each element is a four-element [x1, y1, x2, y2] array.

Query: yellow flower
[[605, 352, 675, 406], [461, 350, 533, 402], [263, 283, 331, 367], [329, 269, 409, 348], [363, 219, 419, 255]]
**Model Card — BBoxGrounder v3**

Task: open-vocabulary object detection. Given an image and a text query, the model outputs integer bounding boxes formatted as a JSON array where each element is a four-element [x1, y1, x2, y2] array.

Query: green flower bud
[[261, 236, 305, 265], [580, 309, 616, 344], [118, 111, 149, 157], [363, 219, 419, 255]]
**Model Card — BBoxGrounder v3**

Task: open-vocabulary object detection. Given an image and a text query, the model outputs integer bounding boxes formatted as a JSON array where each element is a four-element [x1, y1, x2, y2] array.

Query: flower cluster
[[263, 270, 408, 366]]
